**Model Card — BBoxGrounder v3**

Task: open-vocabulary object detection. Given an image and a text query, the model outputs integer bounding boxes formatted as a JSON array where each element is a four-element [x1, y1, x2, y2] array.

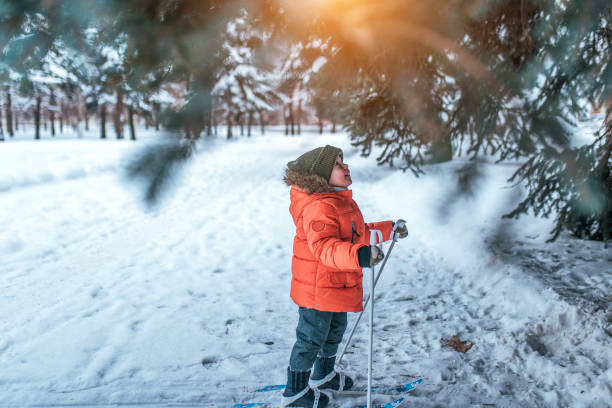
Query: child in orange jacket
[[281, 145, 407, 408]]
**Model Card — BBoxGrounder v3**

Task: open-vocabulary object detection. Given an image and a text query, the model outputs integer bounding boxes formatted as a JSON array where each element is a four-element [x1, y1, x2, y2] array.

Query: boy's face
[[329, 153, 352, 188]]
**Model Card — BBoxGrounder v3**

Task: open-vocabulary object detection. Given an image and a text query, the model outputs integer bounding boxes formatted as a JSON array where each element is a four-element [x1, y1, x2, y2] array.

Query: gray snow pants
[[288, 307, 348, 371]]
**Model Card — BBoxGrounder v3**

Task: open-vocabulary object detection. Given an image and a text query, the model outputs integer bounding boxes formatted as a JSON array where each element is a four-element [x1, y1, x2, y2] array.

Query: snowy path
[[1, 132, 610, 407]]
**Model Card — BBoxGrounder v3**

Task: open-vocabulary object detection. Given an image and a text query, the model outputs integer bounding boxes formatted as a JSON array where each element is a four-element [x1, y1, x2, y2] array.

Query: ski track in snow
[[1, 129, 610, 408]]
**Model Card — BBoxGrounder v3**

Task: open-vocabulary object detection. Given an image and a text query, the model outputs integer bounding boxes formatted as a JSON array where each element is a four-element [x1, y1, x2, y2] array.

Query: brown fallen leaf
[[443, 335, 473, 353]]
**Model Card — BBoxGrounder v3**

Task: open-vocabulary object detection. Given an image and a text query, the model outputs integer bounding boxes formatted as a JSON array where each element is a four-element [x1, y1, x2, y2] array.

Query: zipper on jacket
[[351, 222, 360, 243]]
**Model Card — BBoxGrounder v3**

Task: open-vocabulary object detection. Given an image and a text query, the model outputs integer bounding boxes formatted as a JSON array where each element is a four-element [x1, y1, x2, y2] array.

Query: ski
[[349, 378, 423, 394], [244, 378, 422, 395], [232, 397, 406, 408]]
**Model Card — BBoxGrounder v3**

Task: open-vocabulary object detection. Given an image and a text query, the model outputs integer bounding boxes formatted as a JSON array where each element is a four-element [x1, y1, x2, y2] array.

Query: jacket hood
[[284, 168, 336, 194]]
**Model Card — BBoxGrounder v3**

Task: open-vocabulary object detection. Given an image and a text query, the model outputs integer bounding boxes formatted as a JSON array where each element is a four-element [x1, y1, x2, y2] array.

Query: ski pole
[[336, 220, 407, 366], [367, 229, 382, 408]]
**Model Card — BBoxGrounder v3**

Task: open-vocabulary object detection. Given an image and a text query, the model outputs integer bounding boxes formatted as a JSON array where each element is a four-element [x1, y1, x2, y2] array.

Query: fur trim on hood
[[284, 169, 336, 194]]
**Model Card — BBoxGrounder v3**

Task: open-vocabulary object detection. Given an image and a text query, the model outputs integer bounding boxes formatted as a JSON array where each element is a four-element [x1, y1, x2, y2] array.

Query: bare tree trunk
[[153, 102, 160, 131], [259, 110, 265, 135], [227, 112, 233, 139], [76, 87, 85, 138], [43, 108, 48, 132], [429, 133, 453, 163], [247, 110, 253, 137], [50, 110, 56, 136], [332, 121, 336, 133], [35, 95, 41, 140], [284, 104, 289, 135], [50, 91, 56, 137], [100, 103, 107, 139], [238, 112, 244, 136], [289, 104, 295, 136], [14, 111, 18, 132], [85, 108, 89, 131], [5, 86, 13, 137], [297, 99, 302, 135], [128, 105, 136, 140], [115, 90, 124, 139], [319, 119, 323, 134], [59, 102, 64, 134], [207, 100, 213, 136]]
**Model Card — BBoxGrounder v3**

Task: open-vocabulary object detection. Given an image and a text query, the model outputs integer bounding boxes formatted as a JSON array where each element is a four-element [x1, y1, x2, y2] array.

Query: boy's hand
[[357, 245, 385, 268], [370, 245, 384, 267], [394, 219, 408, 239]]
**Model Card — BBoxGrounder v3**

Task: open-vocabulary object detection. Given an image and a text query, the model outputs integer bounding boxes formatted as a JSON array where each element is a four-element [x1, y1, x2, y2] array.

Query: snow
[[0, 126, 610, 407]]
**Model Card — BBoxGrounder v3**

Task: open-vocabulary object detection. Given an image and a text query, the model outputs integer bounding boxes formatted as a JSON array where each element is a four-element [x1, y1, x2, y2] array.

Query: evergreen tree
[[275, 0, 611, 240], [213, 10, 280, 139]]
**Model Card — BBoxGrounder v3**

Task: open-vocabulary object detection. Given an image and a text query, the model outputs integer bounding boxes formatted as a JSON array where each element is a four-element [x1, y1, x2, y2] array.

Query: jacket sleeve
[[365, 221, 394, 243], [302, 201, 365, 270]]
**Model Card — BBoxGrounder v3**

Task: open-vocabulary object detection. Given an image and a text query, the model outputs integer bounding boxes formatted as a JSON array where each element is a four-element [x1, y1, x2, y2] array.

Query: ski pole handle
[[392, 219, 408, 242], [370, 229, 383, 247]]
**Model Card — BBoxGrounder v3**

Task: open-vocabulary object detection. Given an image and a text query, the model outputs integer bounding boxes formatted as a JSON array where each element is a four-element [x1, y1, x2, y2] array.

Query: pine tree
[[213, 10, 280, 139], [276, 0, 611, 240]]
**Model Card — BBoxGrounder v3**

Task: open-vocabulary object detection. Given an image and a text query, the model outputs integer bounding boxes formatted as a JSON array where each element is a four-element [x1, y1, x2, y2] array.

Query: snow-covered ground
[[1, 125, 610, 408]]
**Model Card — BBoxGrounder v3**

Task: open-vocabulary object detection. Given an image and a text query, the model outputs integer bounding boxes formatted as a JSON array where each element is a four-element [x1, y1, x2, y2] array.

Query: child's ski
[[348, 378, 423, 394], [244, 378, 423, 395], [233, 397, 405, 408]]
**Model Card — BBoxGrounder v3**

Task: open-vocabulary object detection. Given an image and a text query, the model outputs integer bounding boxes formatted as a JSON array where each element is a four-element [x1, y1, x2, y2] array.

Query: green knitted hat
[[287, 145, 343, 182]]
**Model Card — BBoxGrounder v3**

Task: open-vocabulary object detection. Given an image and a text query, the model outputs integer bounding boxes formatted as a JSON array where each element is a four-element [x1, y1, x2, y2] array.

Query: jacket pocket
[[316, 264, 360, 288]]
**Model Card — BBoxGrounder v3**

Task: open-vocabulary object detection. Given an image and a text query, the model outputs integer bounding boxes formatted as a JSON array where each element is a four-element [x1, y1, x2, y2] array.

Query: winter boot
[[310, 355, 354, 391], [281, 367, 329, 408]]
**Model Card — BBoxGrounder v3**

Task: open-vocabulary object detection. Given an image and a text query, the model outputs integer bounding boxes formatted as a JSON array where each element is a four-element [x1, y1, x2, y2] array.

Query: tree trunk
[[85, 108, 89, 131], [76, 87, 85, 138], [43, 108, 48, 131], [429, 133, 453, 163], [290, 104, 295, 135], [247, 110, 253, 137], [35, 95, 41, 140], [50, 110, 56, 136], [259, 110, 265, 135], [238, 112, 244, 136], [297, 99, 302, 135], [227, 112, 233, 139], [5, 86, 13, 137], [284, 104, 289, 135], [128, 105, 136, 140], [319, 119, 323, 134], [100, 103, 107, 139], [59, 103, 64, 134], [332, 121, 336, 133], [154, 103, 160, 131], [14, 112, 18, 132], [115, 90, 124, 139], [50, 91, 56, 137]]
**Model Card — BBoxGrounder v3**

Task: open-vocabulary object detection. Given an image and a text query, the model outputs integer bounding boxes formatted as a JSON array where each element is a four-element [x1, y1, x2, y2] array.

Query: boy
[[281, 145, 407, 407]]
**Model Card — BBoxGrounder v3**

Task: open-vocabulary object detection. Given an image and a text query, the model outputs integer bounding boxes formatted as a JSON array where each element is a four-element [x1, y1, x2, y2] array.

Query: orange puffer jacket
[[288, 185, 393, 312]]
